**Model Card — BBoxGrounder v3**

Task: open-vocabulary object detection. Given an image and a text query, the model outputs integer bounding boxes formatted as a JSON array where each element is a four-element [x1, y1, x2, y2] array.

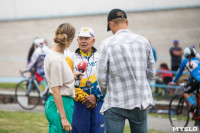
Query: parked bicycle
[[15, 70, 49, 110], [168, 82, 200, 130]]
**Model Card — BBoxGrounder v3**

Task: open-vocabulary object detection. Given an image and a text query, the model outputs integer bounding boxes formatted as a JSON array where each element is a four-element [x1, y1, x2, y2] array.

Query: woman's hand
[[73, 72, 84, 80], [61, 117, 72, 132]]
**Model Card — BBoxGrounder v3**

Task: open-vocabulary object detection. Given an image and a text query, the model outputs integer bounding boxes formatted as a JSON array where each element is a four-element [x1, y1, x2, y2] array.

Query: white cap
[[33, 38, 45, 46], [78, 27, 94, 38]]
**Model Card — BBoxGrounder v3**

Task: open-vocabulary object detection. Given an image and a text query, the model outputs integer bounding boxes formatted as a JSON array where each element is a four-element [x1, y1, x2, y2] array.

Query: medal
[[86, 80, 92, 88]]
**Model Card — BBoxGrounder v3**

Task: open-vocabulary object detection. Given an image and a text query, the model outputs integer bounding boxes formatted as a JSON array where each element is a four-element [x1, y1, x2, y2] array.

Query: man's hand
[[82, 94, 97, 109]]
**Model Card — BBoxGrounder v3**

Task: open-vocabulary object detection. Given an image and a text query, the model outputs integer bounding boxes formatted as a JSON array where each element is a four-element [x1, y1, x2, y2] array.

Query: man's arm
[[96, 43, 109, 94], [172, 50, 183, 56]]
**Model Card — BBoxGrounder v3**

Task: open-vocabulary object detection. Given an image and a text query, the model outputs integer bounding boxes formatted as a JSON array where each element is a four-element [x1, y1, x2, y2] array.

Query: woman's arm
[[52, 86, 72, 132]]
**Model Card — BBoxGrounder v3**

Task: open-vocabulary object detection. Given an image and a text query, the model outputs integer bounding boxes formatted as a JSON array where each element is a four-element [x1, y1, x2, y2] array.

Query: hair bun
[[57, 33, 68, 41]]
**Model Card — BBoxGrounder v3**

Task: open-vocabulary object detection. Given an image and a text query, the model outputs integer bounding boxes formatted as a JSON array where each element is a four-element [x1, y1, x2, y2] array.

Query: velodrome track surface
[[0, 7, 200, 78]]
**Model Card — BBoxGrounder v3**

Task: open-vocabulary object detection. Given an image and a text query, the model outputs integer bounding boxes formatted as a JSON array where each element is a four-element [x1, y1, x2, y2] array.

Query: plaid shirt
[[96, 29, 156, 113]]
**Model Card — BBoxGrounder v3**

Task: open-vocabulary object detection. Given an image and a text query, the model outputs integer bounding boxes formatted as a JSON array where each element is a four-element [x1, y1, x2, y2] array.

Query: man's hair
[[111, 11, 127, 24], [112, 17, 127, 25]]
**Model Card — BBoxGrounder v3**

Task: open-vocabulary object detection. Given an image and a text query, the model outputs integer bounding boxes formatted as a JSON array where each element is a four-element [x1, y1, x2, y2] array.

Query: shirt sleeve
[[50, 59, 63, 88], [146, 43, 156, 81], [96, 43, 109, 94]]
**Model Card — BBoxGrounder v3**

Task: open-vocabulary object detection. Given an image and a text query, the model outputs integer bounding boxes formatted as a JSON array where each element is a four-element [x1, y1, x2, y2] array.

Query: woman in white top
[[44, 23, 81, 133]]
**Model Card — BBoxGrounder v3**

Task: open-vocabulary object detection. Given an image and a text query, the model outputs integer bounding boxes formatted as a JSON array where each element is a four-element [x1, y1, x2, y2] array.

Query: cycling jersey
[[65, 47, 105, 101], [173, 57, 200, 83], [25, 45, 49, 71]]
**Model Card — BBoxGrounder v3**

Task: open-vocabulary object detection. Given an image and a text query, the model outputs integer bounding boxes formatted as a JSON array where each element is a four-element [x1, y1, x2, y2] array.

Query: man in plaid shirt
[[96, 8, 156, 133]]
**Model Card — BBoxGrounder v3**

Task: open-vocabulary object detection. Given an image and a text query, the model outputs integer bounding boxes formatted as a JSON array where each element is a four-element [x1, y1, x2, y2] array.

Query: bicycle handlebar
[[20, 70, 31, 79]]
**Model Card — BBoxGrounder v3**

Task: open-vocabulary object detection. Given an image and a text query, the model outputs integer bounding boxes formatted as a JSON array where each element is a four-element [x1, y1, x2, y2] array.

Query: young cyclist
[[170, 47, 200, 111], [21, 38, 50, 100]]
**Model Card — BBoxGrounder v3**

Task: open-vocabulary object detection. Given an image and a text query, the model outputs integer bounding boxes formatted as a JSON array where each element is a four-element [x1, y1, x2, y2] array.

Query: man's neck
[[113, 25, 128, 34], [80, 49, 93, 57]]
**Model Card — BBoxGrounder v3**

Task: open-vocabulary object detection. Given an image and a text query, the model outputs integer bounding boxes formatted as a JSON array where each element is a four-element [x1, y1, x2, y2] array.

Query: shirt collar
[[115, 29, 131, 35]]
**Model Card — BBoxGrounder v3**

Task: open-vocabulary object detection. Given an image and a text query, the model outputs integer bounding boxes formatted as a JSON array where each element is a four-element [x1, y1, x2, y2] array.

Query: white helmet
[[33, 38, 46, 47], [184, 47, 196, 58]]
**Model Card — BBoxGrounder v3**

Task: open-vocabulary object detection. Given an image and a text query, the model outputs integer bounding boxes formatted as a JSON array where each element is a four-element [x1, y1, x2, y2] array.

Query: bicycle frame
[[23, 71, 43, 96]]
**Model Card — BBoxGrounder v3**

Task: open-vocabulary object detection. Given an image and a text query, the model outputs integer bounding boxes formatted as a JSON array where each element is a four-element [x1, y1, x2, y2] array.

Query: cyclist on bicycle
[[170, 47, 200, 111], [20, 37, 50, 100]]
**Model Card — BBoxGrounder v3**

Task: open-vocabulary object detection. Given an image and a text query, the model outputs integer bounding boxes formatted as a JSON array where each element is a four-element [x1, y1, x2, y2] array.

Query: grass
[[0, 83, 17, 90], [0, 110, 164, 133]]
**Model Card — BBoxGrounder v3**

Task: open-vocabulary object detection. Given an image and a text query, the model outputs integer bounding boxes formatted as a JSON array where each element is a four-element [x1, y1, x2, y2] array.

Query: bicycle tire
[[15, 79, 41, 110], [169, 95, 189, 128]]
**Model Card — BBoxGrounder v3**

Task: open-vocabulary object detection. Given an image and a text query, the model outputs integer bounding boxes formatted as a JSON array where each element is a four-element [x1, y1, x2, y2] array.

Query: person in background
[[169, 39, 183, 71], [27, 37, 49, 63], [170, 47, 200, 111], [44, 23, 82, 133], [21, 37, 50, 100], [152, 47, 157, 62], [97, 8, 156, 133], [193, 43, 200, 60], [148, 40, 157, 62], [66, 27, 105, 133], [154, 63, 173, 96], [27, 37, 38, 63]]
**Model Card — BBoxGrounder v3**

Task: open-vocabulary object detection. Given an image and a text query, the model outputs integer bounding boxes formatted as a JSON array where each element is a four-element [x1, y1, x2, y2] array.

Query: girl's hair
[[160, 63, 169, 70], [54, 23, 75, 48]]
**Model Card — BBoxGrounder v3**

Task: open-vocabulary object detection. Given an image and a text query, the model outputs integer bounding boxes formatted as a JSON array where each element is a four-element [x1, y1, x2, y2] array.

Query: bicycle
[[15, 70, 49, 110], [168, 82, 200, 130]]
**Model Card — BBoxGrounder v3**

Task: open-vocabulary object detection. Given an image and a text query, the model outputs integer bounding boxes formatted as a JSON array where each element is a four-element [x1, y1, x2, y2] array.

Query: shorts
[[45, 94, 74, 133], [184, 78, 200, 93]]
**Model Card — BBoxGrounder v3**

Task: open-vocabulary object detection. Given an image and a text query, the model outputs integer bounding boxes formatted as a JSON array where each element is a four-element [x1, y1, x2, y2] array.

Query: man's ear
[[126, 20, 129, 26], [109, 21, 112, 28], [93, 39, 95, 44]]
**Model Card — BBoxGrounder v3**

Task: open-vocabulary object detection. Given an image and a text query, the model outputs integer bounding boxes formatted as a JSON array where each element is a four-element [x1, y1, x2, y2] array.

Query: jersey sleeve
[[173, 59, 187, 83]]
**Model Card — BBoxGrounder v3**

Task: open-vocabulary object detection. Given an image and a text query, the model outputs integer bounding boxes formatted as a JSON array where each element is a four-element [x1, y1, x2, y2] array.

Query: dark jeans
[[104, 107, 147, 133]]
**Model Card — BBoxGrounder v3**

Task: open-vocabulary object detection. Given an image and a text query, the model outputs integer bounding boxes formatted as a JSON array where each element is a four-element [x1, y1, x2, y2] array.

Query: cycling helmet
[[184, 47, 196, 58], [33, 38, 46, 47]]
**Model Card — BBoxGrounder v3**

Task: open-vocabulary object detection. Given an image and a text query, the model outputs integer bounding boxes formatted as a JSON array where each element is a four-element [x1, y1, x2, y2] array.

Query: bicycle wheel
[[15, 79, 41, 110], [169, 95, 189, 128]]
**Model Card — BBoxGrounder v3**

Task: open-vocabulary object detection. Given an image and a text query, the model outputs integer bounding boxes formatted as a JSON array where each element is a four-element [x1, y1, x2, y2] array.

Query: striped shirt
[[96, 29, 156, 113]]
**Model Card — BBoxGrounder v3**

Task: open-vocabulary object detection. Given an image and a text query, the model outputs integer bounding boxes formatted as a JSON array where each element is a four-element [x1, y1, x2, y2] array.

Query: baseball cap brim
[[78, 33, 92, 38]]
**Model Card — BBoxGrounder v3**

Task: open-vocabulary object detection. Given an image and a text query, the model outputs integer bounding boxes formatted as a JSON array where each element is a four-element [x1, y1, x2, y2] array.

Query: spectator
[[169, 39, 183, 71], [148, 40, 157, 62], [152, 47, 157, 62], [97, 9, 156, 133], [66, 27, 105, 133], [154, 63, 173, 96], [195, 43, 200, 60]]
